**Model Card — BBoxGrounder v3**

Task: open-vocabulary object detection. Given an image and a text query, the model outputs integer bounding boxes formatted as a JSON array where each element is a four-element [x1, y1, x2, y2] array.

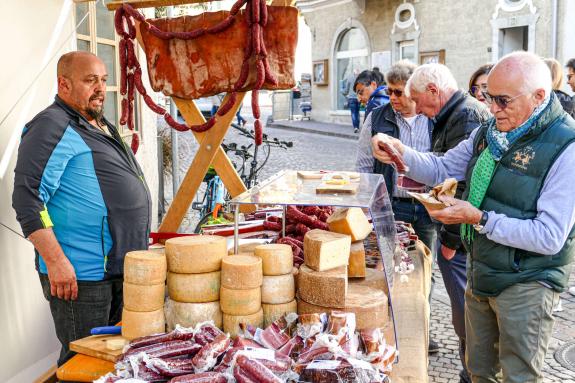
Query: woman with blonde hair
[[544, 58, 574, 117]]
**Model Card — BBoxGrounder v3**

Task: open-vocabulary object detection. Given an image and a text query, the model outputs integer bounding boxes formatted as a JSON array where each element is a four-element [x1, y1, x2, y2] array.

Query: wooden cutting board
[[70, 334, 127, 362], [315, 182, 359, 194]]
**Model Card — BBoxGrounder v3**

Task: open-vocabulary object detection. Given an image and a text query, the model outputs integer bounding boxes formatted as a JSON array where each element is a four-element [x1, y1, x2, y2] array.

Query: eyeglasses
[[385, 88, 403, 97], [481, 91, 528, 109], [470, 84, 488, 96]]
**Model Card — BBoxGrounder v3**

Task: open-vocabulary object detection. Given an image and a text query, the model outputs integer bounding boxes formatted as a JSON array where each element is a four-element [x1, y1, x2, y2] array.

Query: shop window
[[399, 41, 416, 63], [335, 27, 369, 110]]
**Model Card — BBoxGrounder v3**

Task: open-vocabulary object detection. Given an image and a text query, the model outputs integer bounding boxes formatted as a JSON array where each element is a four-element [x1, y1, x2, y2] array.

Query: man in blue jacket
[[12, 51, 151, 365], [354, 69, 389, 121]]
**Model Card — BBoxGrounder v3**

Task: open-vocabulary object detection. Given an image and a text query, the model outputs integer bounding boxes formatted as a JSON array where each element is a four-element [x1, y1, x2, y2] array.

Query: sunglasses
[[481, 91, 528, 109], [385, 88, 403, 97]]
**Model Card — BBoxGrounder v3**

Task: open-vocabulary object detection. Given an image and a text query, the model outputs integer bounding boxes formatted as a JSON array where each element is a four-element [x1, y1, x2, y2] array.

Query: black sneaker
[[428, 339, 440, 354], [354, 128, 359, 133]]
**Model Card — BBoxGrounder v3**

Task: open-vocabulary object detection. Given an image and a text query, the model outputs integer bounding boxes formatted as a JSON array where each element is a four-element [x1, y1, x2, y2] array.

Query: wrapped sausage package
[[407, 178, 458, 211]]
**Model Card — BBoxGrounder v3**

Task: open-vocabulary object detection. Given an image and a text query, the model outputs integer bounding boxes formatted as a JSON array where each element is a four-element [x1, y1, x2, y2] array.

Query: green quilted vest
[[463, 96, 575, 296]]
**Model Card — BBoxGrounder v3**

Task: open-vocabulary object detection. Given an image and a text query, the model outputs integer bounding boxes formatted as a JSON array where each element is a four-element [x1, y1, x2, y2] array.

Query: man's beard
[[86, 105, 104, 122]]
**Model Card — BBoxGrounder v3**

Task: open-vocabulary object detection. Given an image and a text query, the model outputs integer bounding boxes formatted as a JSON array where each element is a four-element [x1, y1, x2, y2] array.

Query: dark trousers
[[437, 247, 470, 381], [39, 273, 123, 366], [348, 97, 360, 130]]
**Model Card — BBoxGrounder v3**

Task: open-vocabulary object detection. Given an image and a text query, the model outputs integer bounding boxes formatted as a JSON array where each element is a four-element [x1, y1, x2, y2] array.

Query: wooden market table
[[57, 241, 432, 382]]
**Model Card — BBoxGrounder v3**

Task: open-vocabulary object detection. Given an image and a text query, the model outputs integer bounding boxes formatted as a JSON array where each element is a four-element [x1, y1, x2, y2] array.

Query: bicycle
[[192, 123, 292, 233]]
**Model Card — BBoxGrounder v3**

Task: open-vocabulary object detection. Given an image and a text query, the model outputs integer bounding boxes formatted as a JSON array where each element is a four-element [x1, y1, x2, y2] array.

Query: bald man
[[372, 51, 575, 382], [12, 51, 151, 365]]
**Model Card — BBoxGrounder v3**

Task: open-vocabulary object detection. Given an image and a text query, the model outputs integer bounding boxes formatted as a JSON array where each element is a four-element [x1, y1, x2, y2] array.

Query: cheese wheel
[[228, 242, 261, 255], [262, 300, 297, 327], [167, 271, 220, 303], [254, 244, 293, 275], [123, 282, 165, 312], [165, 298, 222, 331], [326, 207, 373, 241], [261, 274, 295, 304], [124, 251, 167, 285], [297, 284, 389, 330], [297, 264, 347, 308], [121, 308, 165, 340], [223, 308, 264, 338], [221, 255, 262, 289], [303, 229, 351, 272], [350, 268, 389, 295], [165, 235, 226, 273], [220, 286, 261, 315]]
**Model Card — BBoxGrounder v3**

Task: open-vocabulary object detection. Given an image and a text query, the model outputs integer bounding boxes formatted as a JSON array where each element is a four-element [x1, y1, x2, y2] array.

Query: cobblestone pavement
[[161, 117, 575, 381]]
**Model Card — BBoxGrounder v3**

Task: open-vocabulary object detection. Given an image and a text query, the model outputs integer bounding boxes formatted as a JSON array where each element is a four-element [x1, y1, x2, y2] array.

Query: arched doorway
[[334, 27, 369, 110]]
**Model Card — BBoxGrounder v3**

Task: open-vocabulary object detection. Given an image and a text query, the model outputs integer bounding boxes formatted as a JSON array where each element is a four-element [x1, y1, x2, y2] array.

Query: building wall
[[0, 2, 158, 381], [302, 0, 564, 124]]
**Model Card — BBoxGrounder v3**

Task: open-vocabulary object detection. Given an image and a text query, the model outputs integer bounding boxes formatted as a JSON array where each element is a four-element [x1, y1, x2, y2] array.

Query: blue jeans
[[348, 97, 360, 130]]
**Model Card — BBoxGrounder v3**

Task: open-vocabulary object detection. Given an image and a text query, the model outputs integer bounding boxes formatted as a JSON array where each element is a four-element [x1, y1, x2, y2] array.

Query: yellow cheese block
[[297, 284, 389, 330], [303, 229, 351, 272], [167, 271, 220, 303], [121, 308, 165, 340], [165, 235, 227, 273], [124, 251, 167, 285], [254, 244, 294, 276], [262, 300, 297, 327], [326, 207, 373, 241], [348, 241, 366, 278], [220, 286, 261, 315], [261, 274, 295, 304], [297, 264, 347, 308], [123, 282, 165, 312], [221, 255, 263, 289], [223, 308, 264, 338], [165, 298, 223, 331]]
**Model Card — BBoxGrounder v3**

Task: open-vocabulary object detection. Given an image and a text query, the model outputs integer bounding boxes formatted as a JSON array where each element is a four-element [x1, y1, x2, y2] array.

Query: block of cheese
[[348, 241, 366, 278], [349, 268, 389, 295], [326, 207, 373, 241], [223, 308, 264, 338], [165, 235, 226, 273], [220, 286, 261, 315], [165, 298, 222, 331], [297, 264, 347, 308], [121, 308, 165, 340], [303, 229, 351, 271], [124, 251, 167, 285], [297, 284, 389, 329], [123, 282, 165, 312], [262, 300, 297, 327], [167, 271, 220, 303], [254, 244, 293, 275], [261, 274, 295, 304], [227, 242, 261, 255], [221, 255, 262, 289]]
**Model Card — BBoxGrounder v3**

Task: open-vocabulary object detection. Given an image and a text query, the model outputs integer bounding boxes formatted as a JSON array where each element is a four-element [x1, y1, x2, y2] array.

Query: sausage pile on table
[[95, 310, 396, 383]]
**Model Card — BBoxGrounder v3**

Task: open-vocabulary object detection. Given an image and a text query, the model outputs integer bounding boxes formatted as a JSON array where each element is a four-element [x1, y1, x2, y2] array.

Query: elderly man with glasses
[[372, 51, 575, 382]]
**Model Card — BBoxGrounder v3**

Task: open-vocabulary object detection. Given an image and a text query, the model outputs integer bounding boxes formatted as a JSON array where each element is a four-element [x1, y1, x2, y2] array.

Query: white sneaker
[[569, 286, 575, 296], [553, 298, 563, 312]]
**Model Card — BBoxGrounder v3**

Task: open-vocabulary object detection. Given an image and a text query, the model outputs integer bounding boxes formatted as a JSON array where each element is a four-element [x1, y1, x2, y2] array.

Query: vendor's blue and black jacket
[[12, 96, 151, 281]]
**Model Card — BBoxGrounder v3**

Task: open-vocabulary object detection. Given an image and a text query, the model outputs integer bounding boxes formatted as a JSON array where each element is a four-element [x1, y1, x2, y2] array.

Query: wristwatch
[[473, 211, 489, 232]]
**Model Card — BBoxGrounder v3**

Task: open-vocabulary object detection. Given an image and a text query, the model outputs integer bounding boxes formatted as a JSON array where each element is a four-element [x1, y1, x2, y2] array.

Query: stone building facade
[[297, 0, 575, 124]]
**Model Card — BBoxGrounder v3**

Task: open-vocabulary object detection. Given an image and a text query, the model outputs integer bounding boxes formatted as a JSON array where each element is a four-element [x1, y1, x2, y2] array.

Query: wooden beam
[[106, 0, 222, 11], [34, 365, 58, 383]]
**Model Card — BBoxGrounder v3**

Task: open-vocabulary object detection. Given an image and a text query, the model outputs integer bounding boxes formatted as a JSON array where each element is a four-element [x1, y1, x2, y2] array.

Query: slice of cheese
[[326, 207, 373, 241], [261, 274, 295, 304], [167, 271, 220, 303], [254, 244, 293, 276], [124, 251, 167, 285], [297, 264, 347, 308], [123, 282, 165, 312], [220, 286, 261, 316], [165, 235, 227, 273], [106, 338, 128, 351], [121, 308, 165, 340], [223, 308, 264, 338], [221, 255, 263, 289], [349, 268, 389, 295], [348, 241, 366, 278], [262, 300, 297, 327], [165, 298, 223, 331], [297, 284, 389, 330], [303, 229, 351, 272]]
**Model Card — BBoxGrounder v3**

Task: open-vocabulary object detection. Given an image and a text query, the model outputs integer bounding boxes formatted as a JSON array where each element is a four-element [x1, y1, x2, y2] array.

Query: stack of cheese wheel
[[164, 235, 226, 331], [255, 244, 297, 327], [122, 251, 167, 340], [220, 254, 263, 337]]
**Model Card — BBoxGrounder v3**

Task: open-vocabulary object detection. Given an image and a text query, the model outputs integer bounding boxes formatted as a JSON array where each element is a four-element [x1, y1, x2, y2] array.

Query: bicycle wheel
[[194, 211, 215, 234]]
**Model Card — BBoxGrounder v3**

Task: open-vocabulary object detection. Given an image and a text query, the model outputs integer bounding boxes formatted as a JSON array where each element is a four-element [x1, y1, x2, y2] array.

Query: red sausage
[[254, 119, 263, 146], [120, 98, 129, 125], [143, 94, 166, 115]]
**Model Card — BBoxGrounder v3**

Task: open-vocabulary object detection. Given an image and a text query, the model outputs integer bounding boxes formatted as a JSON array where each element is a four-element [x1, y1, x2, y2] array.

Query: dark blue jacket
[[13, 96, 151, 280], [364, 86, 389, 120]]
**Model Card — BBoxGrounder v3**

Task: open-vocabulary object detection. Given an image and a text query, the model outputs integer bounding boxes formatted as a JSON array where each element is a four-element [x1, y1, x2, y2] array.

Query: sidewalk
[[268, 119, 358, 140]]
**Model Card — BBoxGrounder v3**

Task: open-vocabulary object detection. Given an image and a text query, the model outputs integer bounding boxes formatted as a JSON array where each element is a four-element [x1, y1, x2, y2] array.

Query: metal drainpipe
[[551, 0, 558, 58], [167, 6, 180, 197]]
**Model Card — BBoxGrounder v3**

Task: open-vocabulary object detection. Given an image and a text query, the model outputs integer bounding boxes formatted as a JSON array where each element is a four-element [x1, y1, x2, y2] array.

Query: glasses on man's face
[[470, 84, 488, 96], [385, 88, 403, 97], [481, 91, 528, 110]]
